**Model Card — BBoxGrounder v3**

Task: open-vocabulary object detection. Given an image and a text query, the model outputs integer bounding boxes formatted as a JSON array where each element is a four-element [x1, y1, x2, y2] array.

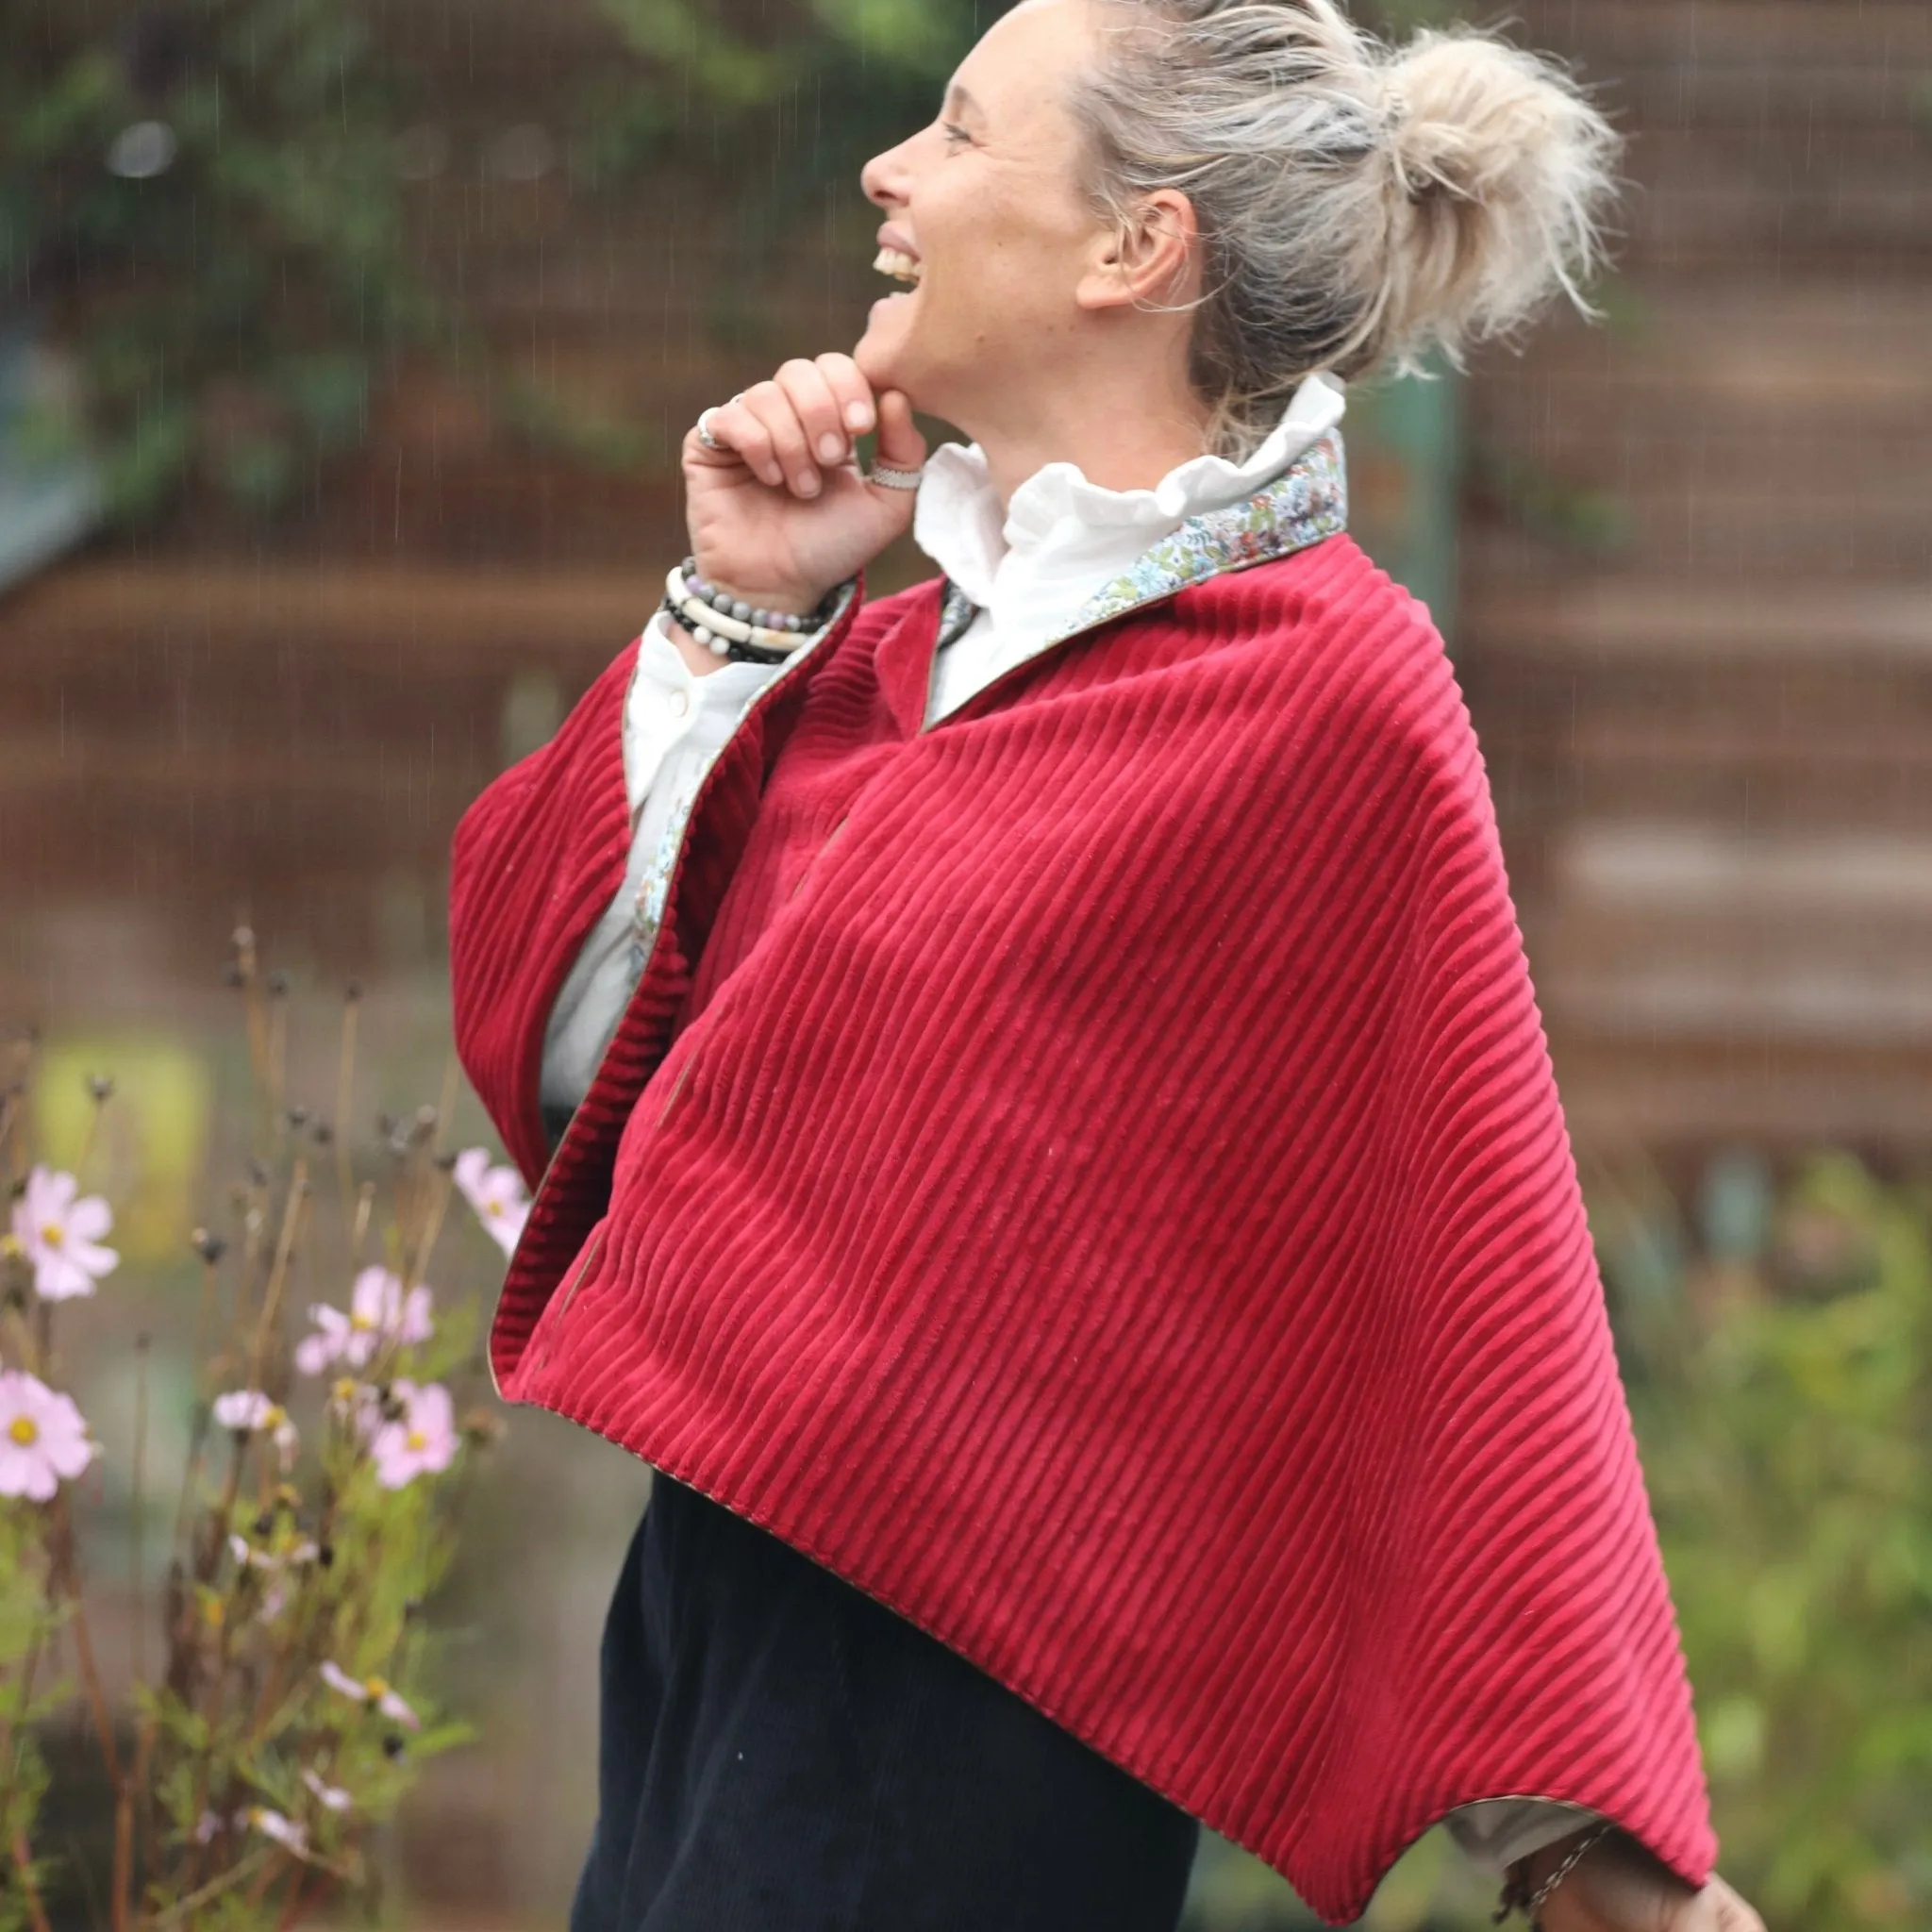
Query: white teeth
[[874, 246, 924, 285]]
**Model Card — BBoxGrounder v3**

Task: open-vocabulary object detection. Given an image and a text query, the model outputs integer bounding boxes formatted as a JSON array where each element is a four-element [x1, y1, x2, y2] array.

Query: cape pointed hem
[[451, 523, 1716, 1924]]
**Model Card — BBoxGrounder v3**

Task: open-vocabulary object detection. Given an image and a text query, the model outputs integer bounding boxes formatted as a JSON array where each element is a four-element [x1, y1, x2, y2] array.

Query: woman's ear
[[1077, 188, 1202, 312]]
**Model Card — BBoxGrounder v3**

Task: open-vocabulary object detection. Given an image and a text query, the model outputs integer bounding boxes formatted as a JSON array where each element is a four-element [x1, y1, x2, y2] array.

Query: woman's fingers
[[814, 353, 876, 436], [737, 379, 824, 494], [694, 394, 783, 487], [687, 354, 911, 514], [872, 388, 928, 474], [1706, 1876, 1765, 1932], [774, 358, 859, 472]]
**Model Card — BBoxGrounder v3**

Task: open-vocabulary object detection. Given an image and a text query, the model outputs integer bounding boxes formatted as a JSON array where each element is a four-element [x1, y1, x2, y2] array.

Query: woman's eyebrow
[[944, 82, 985, 122]]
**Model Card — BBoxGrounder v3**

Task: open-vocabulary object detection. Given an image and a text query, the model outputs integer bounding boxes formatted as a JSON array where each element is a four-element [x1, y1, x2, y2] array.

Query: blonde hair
[[1069, 0, 1624, 460]]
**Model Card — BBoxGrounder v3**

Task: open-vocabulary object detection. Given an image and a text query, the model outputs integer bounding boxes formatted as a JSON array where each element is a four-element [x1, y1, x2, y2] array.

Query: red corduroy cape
[[449, 531, 1715, 1922]]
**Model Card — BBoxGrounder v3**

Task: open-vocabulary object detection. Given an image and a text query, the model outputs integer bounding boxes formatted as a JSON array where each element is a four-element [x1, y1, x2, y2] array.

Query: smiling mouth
[[874, 246, 924, 286]]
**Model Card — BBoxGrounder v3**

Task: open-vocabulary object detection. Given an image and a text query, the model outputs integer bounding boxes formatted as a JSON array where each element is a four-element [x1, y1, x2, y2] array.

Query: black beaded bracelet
[[658, 591, 791, 665], [663, 558, 850, 666]]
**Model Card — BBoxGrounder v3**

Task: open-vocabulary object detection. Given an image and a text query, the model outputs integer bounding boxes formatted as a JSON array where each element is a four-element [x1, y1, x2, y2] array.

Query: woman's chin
[[853, 312, 918, 398]]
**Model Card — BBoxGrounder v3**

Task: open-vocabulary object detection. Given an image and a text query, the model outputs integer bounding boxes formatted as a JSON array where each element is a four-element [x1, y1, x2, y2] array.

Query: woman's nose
[[860, 136, 915, 210]]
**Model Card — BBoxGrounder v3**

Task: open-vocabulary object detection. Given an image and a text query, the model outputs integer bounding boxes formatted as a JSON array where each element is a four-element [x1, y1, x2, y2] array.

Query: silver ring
[[695, 392, 742, 452], [865, 462, 924, 491]]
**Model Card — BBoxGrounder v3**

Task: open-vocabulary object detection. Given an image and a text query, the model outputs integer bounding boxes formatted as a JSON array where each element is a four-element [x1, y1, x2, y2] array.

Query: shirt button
[[666, 688, 691, 718]]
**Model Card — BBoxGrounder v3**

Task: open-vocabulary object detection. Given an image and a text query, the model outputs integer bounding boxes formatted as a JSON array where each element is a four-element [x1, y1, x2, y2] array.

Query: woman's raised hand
[[681, 353, 928, 616], [1539, 1833, 1766, 1932]]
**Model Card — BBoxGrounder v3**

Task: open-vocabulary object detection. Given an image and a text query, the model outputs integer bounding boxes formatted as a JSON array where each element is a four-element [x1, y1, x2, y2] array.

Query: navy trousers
[[570, 1474, 1202, 1931]]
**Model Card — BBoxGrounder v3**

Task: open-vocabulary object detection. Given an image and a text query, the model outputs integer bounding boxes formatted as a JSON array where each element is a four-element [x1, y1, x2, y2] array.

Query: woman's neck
[[961, 371, 1217, 514]]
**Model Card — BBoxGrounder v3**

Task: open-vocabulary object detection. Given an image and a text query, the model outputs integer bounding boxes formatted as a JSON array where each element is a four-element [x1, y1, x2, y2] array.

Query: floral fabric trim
[[935, 428, 1347, 656], [630, 762, 705, 981], [937, 578, 979, 652], [622, 575, 864, 989]]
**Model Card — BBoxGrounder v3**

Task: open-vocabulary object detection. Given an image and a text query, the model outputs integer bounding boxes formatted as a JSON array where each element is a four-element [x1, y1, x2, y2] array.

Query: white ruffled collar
[[913, 372, 1348, 608]]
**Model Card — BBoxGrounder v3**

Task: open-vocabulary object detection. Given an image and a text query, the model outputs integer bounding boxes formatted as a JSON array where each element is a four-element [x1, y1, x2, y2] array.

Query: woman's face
[[855, 0, 1119, 436]]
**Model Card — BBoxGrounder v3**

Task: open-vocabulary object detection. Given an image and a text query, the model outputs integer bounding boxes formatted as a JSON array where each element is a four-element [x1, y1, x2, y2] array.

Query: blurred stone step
[[1473, 408, 1931, 493], [1623, 126, 1932, 260], [1510, 0, 1932, 75], [1543, 957, 1932, 1045], [0, 560, 648, 674], [1601, 62, 1932, 127], [1518, 823, 1932, 1049], [1462, 575, 1932, 666], [1465, 660, 1932, 758], [1478, 719, 1932, 841], [1544, 1033, 1932, 1150], [1549, 821, 1932, 916], [1477, 276, 1932, 415]]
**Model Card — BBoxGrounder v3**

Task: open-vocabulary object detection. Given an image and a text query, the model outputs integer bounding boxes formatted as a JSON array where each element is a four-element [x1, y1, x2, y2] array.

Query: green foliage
[[1591, 1150, 1932, 1929], [0, 0, 434, 526], [1469, 439, 1632, 554], [586, 3, 1008, 210], [0, 1513, 72, 1932], [575, 0, 1016, 358]]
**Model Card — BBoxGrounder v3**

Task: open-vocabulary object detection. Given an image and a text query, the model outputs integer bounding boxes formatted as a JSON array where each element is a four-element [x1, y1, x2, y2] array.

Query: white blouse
[[533, 377, 1605, 1879]]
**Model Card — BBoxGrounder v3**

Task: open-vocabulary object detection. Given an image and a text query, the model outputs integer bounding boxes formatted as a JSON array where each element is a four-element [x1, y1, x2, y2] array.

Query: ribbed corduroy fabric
[[449, 534, 1716, 1924]]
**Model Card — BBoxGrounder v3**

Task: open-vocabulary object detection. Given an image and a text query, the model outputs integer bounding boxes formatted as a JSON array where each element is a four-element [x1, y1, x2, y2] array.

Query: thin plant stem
[[119, 1707, 160, 1932], [8, 1828, 52, 1932], [267, 993, 288, 1126], [335, 991, 359, 1225], [110, 1781, 133, 1932], [236, 925, 270, 1098], [72, 1089, 110, 1187], [132, 1335, 150, 1687], [0, 1616, 48, 1814], [349, 1180, 375, 1266], [30, 1297, 52, 1388], [47, 1494, 122, 1796], [193, 1254, 221, 1394], [404, 1165, 452, 1296], [431, 1050, 460, 1158], [117, 1334, 154, 1932], [245, 1162, 310, 1394], [149, 1844, 273, 1928]]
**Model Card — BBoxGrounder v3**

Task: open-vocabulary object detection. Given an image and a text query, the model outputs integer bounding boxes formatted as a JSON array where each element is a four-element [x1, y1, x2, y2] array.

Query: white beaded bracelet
[[662, 562, 848, 661]]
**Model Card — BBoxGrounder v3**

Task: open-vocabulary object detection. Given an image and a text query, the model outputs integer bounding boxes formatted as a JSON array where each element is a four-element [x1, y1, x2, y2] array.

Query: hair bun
[[1070, 0, 1626, 461], [1376, 26, 1624, 368]]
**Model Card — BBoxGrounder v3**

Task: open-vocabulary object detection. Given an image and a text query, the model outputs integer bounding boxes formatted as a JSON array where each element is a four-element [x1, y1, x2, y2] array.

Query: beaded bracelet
[[661, 557, 852, 665], [1492, 1824, 1612, 1929]]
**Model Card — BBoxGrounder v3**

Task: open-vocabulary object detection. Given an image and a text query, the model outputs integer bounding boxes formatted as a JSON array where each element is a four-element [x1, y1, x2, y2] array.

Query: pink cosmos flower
[[10, 1165, 118, 1301], [319, 1659, 420, 1729], [294, 1267, 433, 1375], [452, 1147, 530, 1257], [227, 1530, 320, 1572], [301, 1768, 353, 1812], [244, 1807, 308, 1854], [366, 1378, 458, 1491], [0, 1370, 95, 1501], [210, 1390, 299, 1471]]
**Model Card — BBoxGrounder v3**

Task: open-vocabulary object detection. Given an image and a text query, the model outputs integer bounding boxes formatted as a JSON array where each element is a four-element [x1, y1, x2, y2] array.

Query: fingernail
[[817, 433, 844, 462], [845, 403, 873, 431], [796, 470, 821, 495]]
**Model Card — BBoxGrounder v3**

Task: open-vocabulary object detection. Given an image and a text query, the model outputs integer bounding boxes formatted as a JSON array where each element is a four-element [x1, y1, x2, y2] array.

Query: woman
[[450, 3, 1766, 1928]]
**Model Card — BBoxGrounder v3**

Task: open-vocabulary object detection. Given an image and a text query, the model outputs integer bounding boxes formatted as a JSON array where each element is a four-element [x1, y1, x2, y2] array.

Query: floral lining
[[935, 428, 1347, 656]]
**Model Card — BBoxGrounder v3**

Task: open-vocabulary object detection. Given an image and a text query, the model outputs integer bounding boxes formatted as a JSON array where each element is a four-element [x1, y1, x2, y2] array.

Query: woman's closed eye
[[941, 122, 973, 147]]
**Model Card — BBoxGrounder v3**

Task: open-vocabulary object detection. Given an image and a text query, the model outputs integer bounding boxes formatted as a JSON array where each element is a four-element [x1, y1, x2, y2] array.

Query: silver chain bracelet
[[1492, 1823, 1613, 1928]]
